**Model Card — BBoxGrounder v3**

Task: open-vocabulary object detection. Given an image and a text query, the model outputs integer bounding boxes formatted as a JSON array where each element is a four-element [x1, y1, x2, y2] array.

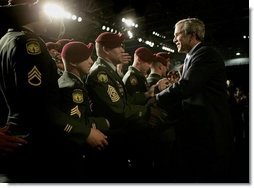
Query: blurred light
[[77, 17, 82, 22], [43, 3, 65, 18], [236, 52, 241, 56], [145, 40, 154, 47], [138, 38, 142, 42], [122, 17, 137, 28], [106, 27, 110, 31], [162, 46, 174, 53], [243, 35, 247, 39], [102, 26, 106, 30], [127, 30, 133, 39], [72, 15, 77, 20], [64, 11, 71, 19], [111, 28, 114, 32]]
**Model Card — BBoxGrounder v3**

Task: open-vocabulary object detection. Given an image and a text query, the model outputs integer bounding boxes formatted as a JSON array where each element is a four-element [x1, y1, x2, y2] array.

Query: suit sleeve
[[156, 47, 224, 110]]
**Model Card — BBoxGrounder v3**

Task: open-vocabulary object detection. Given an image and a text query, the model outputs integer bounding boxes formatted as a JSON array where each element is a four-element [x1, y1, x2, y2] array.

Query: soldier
[[85, 32, 165, 182], [147, 54, 169, 89], [122, 47, 156, 105], [55, 41, 109, 181], [0, 0, 62, 182]]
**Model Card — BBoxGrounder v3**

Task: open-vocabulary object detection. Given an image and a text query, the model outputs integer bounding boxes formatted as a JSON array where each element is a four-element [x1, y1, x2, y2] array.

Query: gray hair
[[175, 18, 205, 41]]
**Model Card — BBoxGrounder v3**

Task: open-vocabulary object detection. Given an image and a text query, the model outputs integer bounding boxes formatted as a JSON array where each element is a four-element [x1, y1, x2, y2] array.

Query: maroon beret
[[156, 52, 171, 59], [61, 42, 94, 64], [46, 42, 57, 51], [155, 55, 168, 66], [56, 39, 74, 52], [95, 32, 125, 49], [135, 47, 156, 63], [8, 0, 38, 5]]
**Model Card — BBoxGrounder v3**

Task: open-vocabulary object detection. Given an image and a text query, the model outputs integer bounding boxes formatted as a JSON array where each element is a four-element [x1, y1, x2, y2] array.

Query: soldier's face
[[77, 57, 94, 75], [107, 46, 125, 66]]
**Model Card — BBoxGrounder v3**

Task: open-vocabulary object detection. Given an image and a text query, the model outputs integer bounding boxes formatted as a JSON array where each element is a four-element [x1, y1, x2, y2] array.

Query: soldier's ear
[[69, 62, 78, 67], [102, 46, 111, 55]]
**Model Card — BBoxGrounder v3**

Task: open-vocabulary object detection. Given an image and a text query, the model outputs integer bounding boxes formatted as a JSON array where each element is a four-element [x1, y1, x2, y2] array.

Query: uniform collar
[[98, 57, 117, 71]]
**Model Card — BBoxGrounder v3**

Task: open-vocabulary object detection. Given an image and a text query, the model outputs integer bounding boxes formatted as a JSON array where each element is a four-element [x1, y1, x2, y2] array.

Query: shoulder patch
[[130, 75, 138, 85], [72, 89, 84, 103], [97, 71, 108, 83], [107, 85, 120, 102], [26, 39, 41, 55]]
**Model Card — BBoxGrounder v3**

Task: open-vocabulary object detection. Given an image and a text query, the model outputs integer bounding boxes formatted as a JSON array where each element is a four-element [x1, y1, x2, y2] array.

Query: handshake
[[146, 97, 169, 128]]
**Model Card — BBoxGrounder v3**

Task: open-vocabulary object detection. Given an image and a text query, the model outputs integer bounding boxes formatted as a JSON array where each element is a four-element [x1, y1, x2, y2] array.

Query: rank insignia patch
[[70, 105, 81, 118], [28, 66, 42, 86], [97, 72, 108, 83], [107, 85, 120, 102], [130, 75, 138, 85], [26, 40, 41, 55], [72, 89, 84, 103]]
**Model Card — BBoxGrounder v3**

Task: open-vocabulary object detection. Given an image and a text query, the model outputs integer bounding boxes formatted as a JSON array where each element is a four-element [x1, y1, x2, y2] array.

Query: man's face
[[77, 57, 94, 75], [107, 46, 125, 65], [173, 24, 192, 53]]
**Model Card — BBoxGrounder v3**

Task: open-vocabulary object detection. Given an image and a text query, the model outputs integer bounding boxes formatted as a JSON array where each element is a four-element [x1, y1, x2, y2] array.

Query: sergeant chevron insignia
[[70, 105, 81, 118], [64, 124, 72, 133], [72, 89, 84, 103], [107, 85, 120, 102], [27, 66, 42, 86], [26, 40, 41, 55]]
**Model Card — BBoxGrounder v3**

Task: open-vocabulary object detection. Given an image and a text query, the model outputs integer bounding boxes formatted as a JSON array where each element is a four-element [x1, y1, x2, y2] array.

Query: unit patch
[[26, 40, 41, 55], [72, 89, 84, 103], [107, 85, 120, 102], [97, 72, 108, 83], [130, 75, 138, 85], [28, 66, 42, 86]]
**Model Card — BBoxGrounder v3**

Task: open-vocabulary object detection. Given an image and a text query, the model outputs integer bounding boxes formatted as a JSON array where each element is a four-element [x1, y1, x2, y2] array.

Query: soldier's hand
[[145, 84, 155, 98], [86, 128, 108, 151], [0, 124, 28, 153], [120, 52, 132, 64], [146, 100, 169, 128], [156, 78, 171, 91]]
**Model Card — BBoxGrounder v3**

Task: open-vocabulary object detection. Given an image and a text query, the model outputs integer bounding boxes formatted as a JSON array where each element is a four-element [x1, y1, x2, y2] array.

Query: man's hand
[[120, 52, 132, 64], [86, 128, 108, 151], [156, 78, 171, 91], [0, 124, 28, 153], [145, 84, 155, 98]]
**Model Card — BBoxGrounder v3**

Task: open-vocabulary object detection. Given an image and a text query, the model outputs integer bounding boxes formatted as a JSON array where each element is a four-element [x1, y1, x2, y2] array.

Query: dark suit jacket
[[156, 43, 233, 166]]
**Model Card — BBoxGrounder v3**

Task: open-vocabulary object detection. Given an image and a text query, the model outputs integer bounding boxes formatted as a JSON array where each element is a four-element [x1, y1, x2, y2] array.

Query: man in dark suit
[[155, 18, 234, 182]]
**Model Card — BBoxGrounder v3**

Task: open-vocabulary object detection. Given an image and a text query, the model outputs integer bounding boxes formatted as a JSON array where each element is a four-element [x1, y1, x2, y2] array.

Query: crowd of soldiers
[[0, 0, 240, 183]]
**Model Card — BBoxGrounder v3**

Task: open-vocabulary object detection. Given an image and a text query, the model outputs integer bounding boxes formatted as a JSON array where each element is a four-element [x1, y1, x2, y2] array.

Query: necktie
[[180, 56, 189, 79]]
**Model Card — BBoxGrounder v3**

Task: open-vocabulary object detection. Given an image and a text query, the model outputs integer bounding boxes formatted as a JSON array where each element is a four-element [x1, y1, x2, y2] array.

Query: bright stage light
[[43, 3, 65, 18]]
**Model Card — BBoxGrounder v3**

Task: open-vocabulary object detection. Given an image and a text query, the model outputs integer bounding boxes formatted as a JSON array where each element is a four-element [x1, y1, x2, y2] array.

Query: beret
[[156, 52, 171, 59], [56, 39, 74, 52], [8, 0, 38, 5], [135, 47, 156, 63], [155, 55, 168, 66], [61, 42, 94, 64], [95, 32, 125, 49], [46, 42, 57, 51]]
